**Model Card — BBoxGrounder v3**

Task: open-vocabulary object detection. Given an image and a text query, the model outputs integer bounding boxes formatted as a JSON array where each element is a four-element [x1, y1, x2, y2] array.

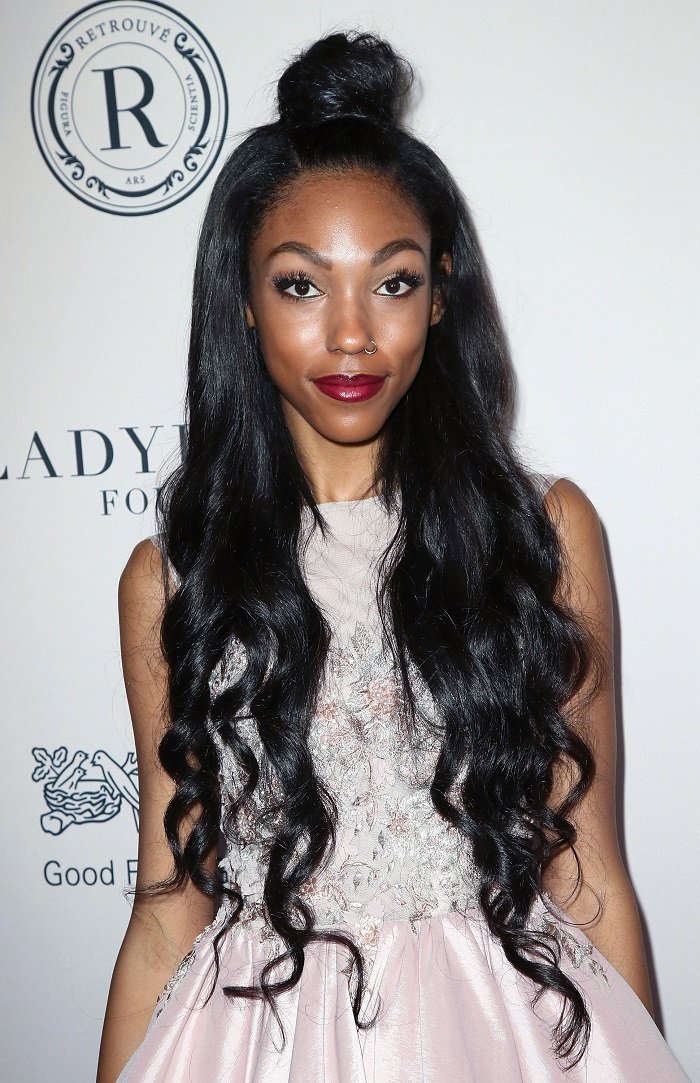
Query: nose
[[325, 294, 374, 356]]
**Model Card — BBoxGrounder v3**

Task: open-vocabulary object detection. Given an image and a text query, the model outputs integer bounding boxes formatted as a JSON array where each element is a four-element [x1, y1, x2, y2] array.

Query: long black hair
[[146, 29, 603, 1068]]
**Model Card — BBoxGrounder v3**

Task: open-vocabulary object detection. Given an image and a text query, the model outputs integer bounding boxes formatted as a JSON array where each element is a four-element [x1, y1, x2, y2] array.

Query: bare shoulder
[[117, 539, 169, 743], [118, 538, 165, 630], [119, 537, 163, 594], [543, 478, 613, 643], [543, 477, 601, 546]]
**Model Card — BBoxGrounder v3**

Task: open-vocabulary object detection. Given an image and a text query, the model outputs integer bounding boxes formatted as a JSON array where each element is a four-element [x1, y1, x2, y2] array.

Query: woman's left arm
[[541, 478, 654, 1015]]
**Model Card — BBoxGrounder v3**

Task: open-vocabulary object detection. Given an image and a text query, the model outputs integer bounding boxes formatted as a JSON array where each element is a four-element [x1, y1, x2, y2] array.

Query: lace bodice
[[206, 493, 480, 964]]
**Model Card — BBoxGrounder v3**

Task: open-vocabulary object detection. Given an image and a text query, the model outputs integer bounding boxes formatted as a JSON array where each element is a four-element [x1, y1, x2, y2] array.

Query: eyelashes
[[270, 267, 426, 302], [270, 270, 317, 300], [379, 267, 425, 295]]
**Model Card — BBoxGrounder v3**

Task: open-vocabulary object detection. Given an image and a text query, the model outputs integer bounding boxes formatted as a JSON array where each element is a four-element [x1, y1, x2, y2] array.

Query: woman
[[97, 30, 689, 1082]]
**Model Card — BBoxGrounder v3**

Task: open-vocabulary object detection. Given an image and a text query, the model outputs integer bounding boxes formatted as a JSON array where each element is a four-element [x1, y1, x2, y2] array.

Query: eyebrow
[[264, 238, 427, 269]]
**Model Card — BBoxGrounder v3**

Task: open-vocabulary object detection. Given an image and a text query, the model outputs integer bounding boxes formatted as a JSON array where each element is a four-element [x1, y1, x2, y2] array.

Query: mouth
[[312, 372, 387, 402], [313, 373, 384, 385]]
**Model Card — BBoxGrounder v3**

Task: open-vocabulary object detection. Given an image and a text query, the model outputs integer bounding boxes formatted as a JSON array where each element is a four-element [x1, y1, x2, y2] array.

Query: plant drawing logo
[[31, 1, 228, 215], [32, 746, 139, 834]]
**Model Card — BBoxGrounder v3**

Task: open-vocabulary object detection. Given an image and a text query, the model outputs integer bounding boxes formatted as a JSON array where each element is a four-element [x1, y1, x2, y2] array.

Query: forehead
[[251, 169, 430, 256]]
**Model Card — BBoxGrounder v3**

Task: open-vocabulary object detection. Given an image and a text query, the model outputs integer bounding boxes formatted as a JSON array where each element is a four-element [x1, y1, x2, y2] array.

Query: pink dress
[[118, 489, 689, 1081]]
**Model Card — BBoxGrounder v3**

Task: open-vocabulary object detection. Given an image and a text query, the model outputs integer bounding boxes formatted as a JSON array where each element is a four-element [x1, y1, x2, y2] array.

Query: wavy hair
[[145, 29, 603, 1068]]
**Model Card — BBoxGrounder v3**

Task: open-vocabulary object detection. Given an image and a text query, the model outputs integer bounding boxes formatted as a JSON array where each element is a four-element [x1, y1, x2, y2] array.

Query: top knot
[[276, 31, 414, 131]]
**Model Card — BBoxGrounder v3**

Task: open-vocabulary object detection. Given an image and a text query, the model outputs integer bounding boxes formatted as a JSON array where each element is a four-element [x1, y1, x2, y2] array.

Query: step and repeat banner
[[3, 3, 697, 1079]]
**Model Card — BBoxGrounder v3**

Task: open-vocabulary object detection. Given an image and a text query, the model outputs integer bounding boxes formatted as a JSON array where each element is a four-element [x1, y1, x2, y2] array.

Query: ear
[[245, 301, 256, 328], [429, 251, 452, 326]]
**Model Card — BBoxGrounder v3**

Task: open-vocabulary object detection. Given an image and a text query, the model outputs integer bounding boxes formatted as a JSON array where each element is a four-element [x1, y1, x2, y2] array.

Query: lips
[[314, 373, 384, 385], [312, 372, 386, 402]]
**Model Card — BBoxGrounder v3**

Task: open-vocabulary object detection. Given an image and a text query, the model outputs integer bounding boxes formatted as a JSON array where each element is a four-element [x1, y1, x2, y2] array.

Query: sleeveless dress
[[117, 484, 689, 1082]]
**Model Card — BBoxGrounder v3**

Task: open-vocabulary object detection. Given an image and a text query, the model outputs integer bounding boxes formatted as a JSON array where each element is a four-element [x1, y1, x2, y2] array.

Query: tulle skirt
[[116, 897, 689, 1082]]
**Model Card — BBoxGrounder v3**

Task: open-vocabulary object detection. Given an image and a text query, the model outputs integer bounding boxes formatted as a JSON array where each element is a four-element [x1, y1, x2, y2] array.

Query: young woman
[[97, 30, 689, 1083]]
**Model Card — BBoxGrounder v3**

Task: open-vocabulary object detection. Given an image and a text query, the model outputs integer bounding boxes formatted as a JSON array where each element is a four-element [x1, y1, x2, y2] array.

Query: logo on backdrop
[[3, 422, 185, 516], [31, 1, 228, 215], [32, 745, 139, 835]]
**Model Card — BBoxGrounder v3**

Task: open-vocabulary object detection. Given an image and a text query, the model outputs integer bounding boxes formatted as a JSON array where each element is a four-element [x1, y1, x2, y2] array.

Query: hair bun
[[276, 31, 413, 131]]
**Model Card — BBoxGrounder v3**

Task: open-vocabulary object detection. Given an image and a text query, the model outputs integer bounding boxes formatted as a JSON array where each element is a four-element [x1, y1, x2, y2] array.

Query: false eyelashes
[[270, 267, 426, 301], [270, 270, 318, 299]]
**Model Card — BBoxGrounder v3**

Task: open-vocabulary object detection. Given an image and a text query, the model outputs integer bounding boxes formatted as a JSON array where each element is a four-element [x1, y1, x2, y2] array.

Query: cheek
[[377, 301, 432, 357], [255, 300, 321, 369]]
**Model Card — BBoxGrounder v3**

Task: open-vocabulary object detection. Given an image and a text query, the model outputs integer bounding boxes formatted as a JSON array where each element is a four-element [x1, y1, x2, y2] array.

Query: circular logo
[[31, 1, 228, 215]]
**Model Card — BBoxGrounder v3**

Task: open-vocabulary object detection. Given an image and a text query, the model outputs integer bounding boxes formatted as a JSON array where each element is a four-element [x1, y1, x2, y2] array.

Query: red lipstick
[[312, 373, 386, 402]]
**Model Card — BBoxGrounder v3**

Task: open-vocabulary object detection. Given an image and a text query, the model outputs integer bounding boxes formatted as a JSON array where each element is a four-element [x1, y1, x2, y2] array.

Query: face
[[245, 169, 450, 458]]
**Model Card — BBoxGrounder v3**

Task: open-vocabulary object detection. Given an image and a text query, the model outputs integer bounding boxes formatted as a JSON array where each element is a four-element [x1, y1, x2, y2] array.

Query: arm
[[96, 539, 217, 1083], [541, 479, 654, 1015]]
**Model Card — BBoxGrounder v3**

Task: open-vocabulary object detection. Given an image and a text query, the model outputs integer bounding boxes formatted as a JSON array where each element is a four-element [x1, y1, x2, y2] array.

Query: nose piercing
[[333, 340, 379, 355]]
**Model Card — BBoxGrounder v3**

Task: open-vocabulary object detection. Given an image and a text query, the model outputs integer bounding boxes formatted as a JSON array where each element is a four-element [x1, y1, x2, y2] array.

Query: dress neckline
[[316, 493, 384, 510]]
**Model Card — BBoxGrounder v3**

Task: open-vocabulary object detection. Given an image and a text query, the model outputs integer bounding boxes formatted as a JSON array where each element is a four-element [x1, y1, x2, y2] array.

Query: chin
[[317, 415, 389, 444]]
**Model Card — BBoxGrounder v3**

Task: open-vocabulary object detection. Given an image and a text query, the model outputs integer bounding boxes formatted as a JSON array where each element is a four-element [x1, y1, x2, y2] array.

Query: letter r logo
[[32, 3, 228, 215], [93, 66, 166, 150]]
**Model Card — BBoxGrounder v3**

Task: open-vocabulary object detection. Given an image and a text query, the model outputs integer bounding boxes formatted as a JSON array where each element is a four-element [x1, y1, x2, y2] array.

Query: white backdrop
[[2, 2, 697, 1079]]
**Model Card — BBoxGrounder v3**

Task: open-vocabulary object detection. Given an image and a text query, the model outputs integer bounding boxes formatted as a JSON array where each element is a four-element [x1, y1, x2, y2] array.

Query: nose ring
[[364, 340, 378, 355]]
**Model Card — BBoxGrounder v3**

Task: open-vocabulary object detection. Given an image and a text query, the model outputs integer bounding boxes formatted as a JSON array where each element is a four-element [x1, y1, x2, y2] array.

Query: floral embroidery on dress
[[202, 500, 482, 983], [154, 950, 197, 1018], [207, 620, 480, 982], [153, 904, 230, 1017], [541, 917, 609, 985]]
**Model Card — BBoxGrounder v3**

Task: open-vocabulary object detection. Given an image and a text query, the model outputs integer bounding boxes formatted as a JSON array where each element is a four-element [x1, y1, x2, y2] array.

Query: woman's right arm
[[96, 539, 217, 1083]]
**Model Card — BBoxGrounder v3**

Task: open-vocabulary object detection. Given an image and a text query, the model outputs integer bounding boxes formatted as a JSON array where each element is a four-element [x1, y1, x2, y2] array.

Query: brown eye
[[376, 269, 425, 297], [271, 271, 323, 301]]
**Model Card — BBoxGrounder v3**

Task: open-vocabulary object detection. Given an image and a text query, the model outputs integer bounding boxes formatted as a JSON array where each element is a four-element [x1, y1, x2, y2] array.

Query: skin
[[98, 167, 653, 1081], [245, 169, 450, 503], [542, 480, 654, 1015], [96, 541, 218, 1083]]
